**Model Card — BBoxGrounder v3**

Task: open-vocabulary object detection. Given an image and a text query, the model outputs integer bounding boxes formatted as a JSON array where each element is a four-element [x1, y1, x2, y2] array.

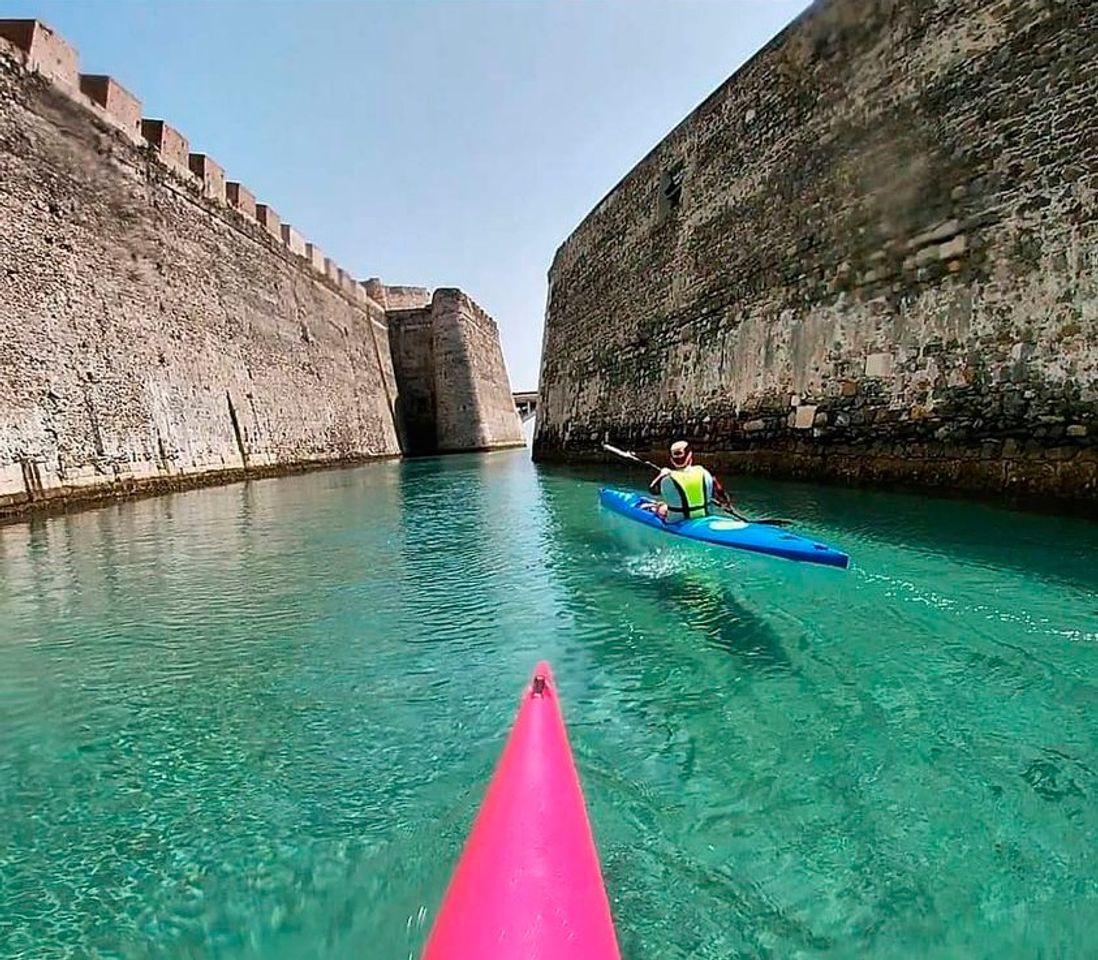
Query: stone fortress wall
[[0, 20, 523, 520], [534, 0, 1097, 505]]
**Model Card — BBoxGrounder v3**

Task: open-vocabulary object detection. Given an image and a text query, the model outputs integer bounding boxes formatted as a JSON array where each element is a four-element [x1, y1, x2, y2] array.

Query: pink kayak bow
[[422, 662, 621, 960]]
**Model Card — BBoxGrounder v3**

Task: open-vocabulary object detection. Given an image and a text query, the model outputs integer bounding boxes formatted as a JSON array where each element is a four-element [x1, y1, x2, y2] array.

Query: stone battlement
[[0, 19, 523, 521], [364, 279, 433, 312], [387, 289, 523, 455], [0, 18, 370, 297]]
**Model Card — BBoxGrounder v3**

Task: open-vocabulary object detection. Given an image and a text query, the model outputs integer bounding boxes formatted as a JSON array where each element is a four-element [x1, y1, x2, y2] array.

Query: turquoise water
[[1, 451, 1097, 959]]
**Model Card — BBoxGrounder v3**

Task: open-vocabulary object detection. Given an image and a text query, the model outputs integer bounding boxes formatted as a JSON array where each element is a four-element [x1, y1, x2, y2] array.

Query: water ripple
[[1, 455, 1097, 957]]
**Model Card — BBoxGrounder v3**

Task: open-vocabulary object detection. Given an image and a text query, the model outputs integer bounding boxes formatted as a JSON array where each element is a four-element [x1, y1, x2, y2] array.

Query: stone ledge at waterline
[[0, 20, 523, 522], [533, 0, 1098, 505]]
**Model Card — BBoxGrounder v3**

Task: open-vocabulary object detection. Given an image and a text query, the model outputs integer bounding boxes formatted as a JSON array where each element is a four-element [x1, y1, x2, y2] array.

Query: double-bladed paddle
[[601, 443, 794, 527]]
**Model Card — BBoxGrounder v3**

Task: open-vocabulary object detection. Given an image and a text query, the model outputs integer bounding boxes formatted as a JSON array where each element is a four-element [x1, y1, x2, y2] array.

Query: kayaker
[[646, 440, 730, 521]]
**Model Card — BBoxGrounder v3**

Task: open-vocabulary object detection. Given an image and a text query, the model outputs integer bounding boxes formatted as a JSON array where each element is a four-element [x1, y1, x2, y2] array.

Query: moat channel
[[2, 450, 1096, 958]]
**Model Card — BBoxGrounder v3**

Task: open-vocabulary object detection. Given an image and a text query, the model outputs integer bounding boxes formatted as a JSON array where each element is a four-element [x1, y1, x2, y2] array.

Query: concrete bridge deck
[[513, 391, 538, 422]]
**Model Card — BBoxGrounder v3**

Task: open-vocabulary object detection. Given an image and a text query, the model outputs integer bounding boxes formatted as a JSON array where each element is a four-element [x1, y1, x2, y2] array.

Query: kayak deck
[[599, 487, 850, 568], [422, 662, 620, 960]]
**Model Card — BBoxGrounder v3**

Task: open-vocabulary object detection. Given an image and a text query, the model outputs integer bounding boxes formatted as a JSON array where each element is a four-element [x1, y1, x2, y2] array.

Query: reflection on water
[[1, 450, 1097, 958]]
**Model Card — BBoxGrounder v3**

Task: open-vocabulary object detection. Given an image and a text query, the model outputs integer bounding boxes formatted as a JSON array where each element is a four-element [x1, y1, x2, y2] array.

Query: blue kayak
[[599, 487, 850, 569]]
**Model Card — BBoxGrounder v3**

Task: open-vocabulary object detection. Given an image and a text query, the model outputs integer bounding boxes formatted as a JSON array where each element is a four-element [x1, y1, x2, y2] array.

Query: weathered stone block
[[908, 219, 961, 251], [379, 285, 432, 310], [0, 462, 25, 498], [305, 242, 325, 274], [280, 224, 306, 257], [338, 270, 358, 298], [915, 245, 938, 267], [79, 74, 141, 140], [938, 235, 968, 260], [188, 153, 225, 202], [255, 204, 281, 240], [0, 19, 77, 87], [363, 278, 387, 304], [865, 353, 893, 378], [141, 119, 190, 175], [794, 404, 818, 429], [225, 182, 256, 218]]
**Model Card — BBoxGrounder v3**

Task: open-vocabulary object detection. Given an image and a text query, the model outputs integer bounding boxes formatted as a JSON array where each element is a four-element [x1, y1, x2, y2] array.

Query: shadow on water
[[630, 568, 793, 674], [533, 464, 792, 676]]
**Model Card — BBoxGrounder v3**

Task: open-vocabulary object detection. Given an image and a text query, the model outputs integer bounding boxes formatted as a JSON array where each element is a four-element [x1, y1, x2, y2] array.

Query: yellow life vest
[[666, 465, 710, 520]]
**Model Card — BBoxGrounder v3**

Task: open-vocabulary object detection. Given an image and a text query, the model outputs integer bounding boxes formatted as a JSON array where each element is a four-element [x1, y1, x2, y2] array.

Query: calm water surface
[[1, 451, 1097, 958]]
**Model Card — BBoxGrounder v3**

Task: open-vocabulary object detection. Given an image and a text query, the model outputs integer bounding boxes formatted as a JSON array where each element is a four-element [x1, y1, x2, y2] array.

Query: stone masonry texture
[[0, 25, 522, 520], [534, 0, 1098, 506], [432, 289, 525, 453], [388, 289, 524, 455], [388, 306, 438, 455]]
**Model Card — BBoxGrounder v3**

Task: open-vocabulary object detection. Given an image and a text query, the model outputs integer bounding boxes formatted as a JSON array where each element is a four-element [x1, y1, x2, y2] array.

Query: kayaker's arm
[[711, 475, 734, 510], [648, 467, 670, 494]]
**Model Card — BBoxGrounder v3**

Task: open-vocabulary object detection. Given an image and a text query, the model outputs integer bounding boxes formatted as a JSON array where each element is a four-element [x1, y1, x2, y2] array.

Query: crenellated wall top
[[0, 18, 376, 307]]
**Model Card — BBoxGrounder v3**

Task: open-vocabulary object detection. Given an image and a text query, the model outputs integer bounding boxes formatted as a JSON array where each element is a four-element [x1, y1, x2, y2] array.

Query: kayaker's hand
[[649, 468, 670, 493]]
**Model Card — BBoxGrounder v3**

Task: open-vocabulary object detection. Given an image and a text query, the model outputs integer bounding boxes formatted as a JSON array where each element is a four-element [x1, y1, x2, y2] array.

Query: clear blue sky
[[9, 0, 808, 390]]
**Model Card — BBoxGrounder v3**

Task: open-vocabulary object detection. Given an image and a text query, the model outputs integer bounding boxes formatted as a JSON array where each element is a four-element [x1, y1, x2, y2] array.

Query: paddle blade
[[603, 443, 662, 472], [601, 443, 635, 460]]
